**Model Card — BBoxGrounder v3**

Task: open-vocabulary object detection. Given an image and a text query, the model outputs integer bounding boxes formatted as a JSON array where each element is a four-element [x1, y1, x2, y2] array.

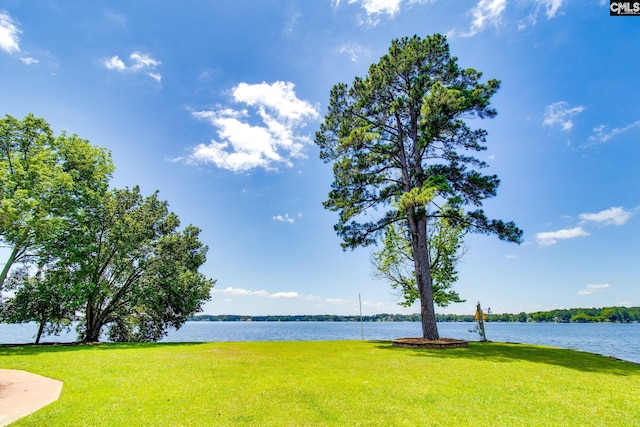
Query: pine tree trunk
[[411, 216, 439, 340], [419, 282, 438, 340]]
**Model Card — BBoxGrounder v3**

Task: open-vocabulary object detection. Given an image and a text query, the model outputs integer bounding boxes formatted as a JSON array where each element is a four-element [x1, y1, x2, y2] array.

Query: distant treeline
[[190, 306, 640, 323], [488, 306, 640, 323], [189, 314, 421, 322]]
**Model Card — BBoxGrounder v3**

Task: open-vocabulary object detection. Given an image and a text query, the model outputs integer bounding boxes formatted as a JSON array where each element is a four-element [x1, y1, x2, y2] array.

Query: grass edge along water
[[2, 340, 639, 426]]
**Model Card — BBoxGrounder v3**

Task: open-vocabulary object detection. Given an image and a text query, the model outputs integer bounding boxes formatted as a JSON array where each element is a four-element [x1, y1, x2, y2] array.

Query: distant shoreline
[[190, 306, 640, 323]]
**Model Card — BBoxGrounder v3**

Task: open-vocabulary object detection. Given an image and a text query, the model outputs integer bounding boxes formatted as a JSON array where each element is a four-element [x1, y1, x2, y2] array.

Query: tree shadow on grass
[[370, 340, 640, 376], [0, 341, 206, 357]]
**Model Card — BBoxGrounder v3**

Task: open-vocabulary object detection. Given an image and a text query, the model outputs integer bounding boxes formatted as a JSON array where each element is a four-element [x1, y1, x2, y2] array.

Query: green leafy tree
[[1, 114, 112, 338], [1, 114, 55, 288], [1, 115, 213, 342], [600, 306, 630, 323], [372, 207, 466, 308], [3, 266, 75, 344], [316, 34, 522, 339], [0, 114, 113, 290], [48, 186, 215, 342]]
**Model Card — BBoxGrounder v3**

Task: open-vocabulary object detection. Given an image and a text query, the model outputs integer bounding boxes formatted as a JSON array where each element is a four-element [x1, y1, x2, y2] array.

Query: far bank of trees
[[190, 314, 423, 322], [0, 114, 215, 343], [189, 307, 640, 323], [440, 306, 640, 323]]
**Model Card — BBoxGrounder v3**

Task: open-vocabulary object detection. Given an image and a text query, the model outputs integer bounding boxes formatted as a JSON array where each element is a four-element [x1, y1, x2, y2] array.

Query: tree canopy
[[1, 114, 215, 343], [0, 114, 114, 289], [316, 34, 522, 339], [62, 186, 215, 342]]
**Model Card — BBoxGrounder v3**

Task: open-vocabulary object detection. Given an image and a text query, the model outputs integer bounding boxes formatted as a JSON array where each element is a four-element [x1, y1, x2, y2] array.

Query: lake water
[[1, 321, 638, 365]]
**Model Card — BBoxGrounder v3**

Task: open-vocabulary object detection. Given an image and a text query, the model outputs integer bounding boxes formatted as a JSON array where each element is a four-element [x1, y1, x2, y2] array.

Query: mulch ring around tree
[[392, 337, 469, 349]]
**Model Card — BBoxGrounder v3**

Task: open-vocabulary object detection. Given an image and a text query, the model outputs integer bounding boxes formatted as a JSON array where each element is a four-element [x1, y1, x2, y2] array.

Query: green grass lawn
[[2, 340, 639, 426]]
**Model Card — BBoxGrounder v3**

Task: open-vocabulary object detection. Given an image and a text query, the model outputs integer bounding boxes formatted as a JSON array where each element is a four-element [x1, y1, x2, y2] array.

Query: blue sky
[[1, 0, 638, 317]]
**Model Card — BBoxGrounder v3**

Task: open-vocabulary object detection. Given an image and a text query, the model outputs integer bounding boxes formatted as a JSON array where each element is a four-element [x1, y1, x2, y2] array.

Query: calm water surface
[[1, 321, 638, 364]]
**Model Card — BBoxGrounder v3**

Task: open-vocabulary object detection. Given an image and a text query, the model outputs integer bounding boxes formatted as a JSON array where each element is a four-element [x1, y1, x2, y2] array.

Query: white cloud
[[103, 51, 161, 82], [19, 57, 37, 65], [213, 287, 270, 297], [129, 52, 160, 70], [349, 0, 403, 16], [233, 81, 318, 123], [579, 206, 634, 226], [184, 81, 319, 172], [537, 0, 563, 19], [362, 301, 384, 308], [335, 0, 436, 25], [343, 0, 434, 17], [578, 283, 610, 295], [463, 0, 507, 37], [273, 213, 295, 224], [543, 101, 585, 131], [212, 287, 347, 304], [528, 0, 564, 24], [339, 43, 368, 62], [270, 292, 301, 299], [589, 120, 640, 143], [538, 206, 636, 247], [535, 226, 590, 246], [0, 11, 21, 54], [104, 55, 126, 71]]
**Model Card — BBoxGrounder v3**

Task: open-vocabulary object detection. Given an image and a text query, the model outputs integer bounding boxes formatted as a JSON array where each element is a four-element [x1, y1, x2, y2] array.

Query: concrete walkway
[[0, 370, 63, 426]]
